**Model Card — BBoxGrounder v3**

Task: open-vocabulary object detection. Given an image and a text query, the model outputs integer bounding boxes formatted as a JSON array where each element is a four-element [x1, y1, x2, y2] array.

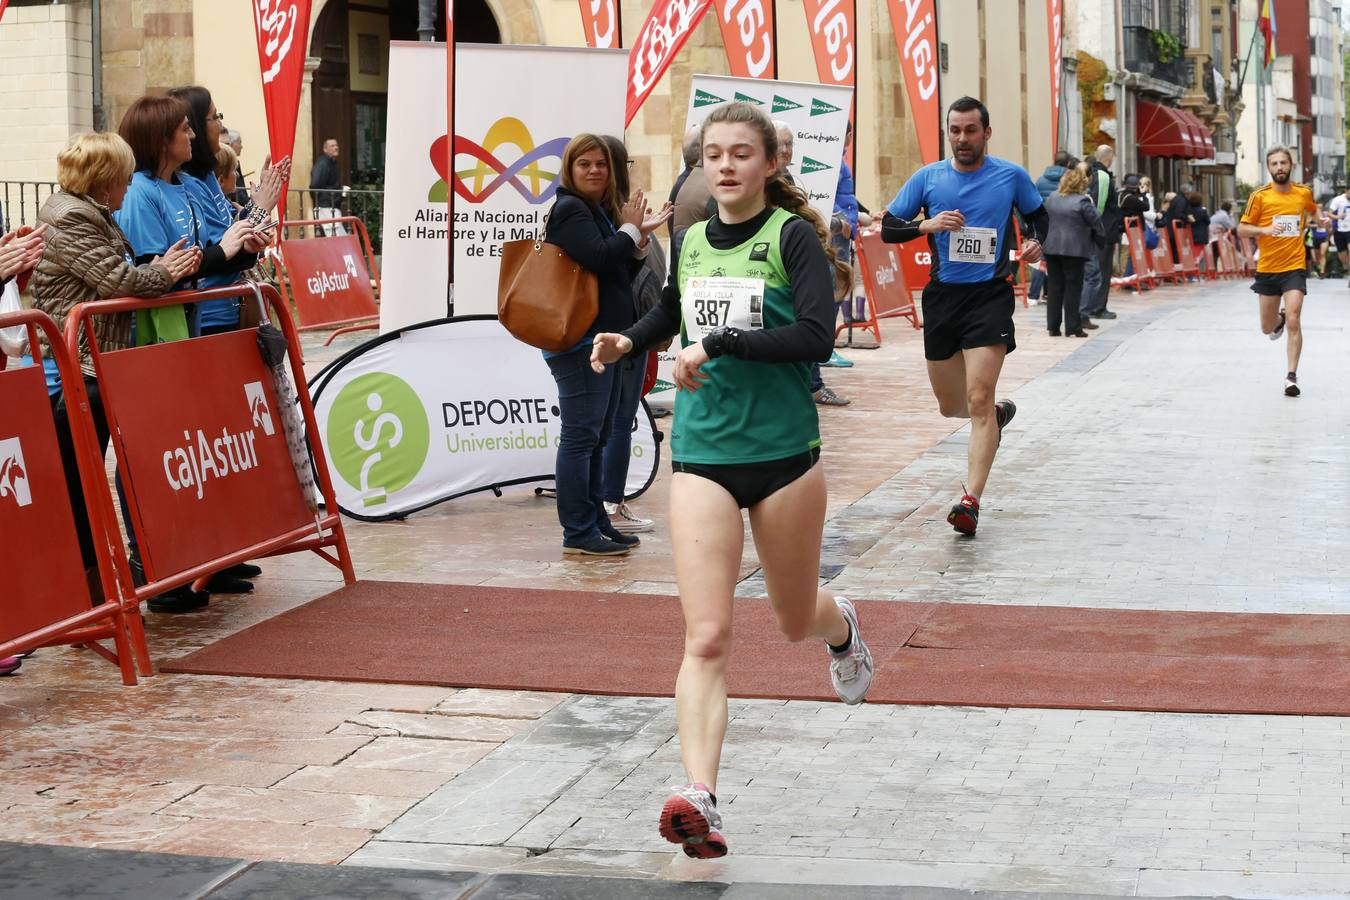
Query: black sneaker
[[1096, 310, 1118, 319], [205, 572, 255, 594], [1285, 373, 1300, 397], [562, 536, 632, 556], [1082, 320, 1099, 330], [601, 526, 640, 547], [948, 494, 980, 535], [995, 400, 1017, 445], [222, 562, 262, 579], [147, 585, 209, 614], [1269, 311, 1286, 340]]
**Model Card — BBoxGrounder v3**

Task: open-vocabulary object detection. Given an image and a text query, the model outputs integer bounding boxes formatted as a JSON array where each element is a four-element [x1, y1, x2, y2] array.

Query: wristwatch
[[702, 325, 742, 359]]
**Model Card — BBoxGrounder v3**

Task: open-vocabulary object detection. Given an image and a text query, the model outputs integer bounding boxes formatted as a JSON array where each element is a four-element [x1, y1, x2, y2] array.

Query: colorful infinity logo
[[428, 117, 569, 205]]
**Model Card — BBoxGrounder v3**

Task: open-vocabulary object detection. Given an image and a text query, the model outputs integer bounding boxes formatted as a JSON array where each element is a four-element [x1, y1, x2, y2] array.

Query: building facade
[[4, 0, 1257, 229]]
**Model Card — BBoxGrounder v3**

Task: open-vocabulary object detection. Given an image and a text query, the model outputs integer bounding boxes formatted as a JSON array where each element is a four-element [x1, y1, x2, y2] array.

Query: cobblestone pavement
[[4, 278, 1349, 898]]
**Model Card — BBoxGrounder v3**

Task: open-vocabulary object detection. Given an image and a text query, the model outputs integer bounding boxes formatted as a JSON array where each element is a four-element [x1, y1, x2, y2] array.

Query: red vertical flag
[[713, 0, 776, 79], [800, 0, 855, 165], [0, 1, 10, 22], [1048, 0, 1062, 156], [885, 0, 941, 164], [251, 0, 312, 201], [579, 0, 622, 49], [626, 0, 715, 126]]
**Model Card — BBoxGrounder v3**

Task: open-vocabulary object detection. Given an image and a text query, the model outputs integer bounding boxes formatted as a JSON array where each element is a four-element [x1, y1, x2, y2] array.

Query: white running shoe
[[603, 501, 654, 533], [659, 783, 727, 858], [1269, 310, 1286, 340], [829, 596, 874, 705]]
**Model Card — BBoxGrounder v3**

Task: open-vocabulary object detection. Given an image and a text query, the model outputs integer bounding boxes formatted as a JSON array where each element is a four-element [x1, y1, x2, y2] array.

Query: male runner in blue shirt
[[881, 97, 1048, 535]]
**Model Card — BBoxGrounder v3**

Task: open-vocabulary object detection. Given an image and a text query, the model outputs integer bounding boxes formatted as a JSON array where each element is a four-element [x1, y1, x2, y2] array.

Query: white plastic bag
[[0, 278, 28, 358]]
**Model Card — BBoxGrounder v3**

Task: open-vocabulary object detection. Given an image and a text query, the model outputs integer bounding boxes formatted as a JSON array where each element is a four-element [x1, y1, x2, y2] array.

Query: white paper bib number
[[1270, 215, 1301, 238], [950, 226, 999, 264], [682, 276, 765, 341]]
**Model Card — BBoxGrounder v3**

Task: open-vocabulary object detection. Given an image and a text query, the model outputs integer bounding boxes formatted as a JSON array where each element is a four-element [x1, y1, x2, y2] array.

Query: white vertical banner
[[684, 74, 854, 226], [380, 43, 629, 332]]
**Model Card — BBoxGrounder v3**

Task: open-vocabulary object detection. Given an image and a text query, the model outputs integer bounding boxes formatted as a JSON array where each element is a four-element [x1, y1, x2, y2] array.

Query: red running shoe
[[659, 783, 728, 859], [948, 494, 980, 535], [0, 656, 22, 676]]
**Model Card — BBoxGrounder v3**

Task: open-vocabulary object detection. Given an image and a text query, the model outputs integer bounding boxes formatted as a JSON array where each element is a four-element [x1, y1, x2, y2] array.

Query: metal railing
[[1122, 25, 1191, 89], [285, 188, 385, 253], [1, 181, 58, 232]]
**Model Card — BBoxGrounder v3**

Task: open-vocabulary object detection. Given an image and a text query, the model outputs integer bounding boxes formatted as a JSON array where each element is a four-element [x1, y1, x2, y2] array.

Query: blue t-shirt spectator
[[115, 171, 200, 343], [180, 170, 242, 328], [886, 155, 1044, 284]]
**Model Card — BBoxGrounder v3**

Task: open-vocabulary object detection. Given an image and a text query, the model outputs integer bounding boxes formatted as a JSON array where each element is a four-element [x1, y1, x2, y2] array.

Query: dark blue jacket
[[1036, 164, 1067, 200], [545, 186, 642, 338]]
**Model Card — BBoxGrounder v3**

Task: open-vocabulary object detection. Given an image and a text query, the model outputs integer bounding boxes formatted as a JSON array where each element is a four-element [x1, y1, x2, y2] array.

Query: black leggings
[[672, 447, 821, 509]]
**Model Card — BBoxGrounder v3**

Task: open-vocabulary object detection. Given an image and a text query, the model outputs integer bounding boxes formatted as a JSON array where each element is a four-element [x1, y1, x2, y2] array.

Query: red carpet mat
[[161, 582, 1350, 715]]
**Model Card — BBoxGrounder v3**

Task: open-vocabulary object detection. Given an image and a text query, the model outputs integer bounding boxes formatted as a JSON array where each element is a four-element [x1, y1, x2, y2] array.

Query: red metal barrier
[[66, 284, 356, 610], [851, 227, 920, 341], [1171, 221, 1200, 278], [275, 216, 381, 345], [0, 310, 149, 684], [1120, 217, 1156, 292], [1151, 228, 1183, 284]]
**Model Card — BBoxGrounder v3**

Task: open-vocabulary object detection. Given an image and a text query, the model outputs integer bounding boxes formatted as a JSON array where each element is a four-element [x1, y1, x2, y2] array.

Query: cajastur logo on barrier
[[327, 373, 431, 508], [162, 383, 276, 500], [0, 437, 33, 508], [244, 381, 276, 436]]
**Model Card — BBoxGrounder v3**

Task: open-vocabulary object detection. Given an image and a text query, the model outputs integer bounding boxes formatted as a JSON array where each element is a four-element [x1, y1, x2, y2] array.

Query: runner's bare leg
[[669, 473, 744, 793], [960, 344, 1008, 498], [1284, 290, 1305, 373]]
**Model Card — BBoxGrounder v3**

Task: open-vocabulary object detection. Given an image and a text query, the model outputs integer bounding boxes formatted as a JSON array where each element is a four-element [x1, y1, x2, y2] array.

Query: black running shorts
[[1250, 269, 1307, 298], [672, 447, 820, 509], [920, 278, 1017, 361], [1334, 231, 1350, 252]]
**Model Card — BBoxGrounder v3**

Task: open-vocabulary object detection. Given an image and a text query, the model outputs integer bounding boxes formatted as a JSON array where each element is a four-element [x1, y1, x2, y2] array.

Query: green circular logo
[[327, 373, 430, 508]]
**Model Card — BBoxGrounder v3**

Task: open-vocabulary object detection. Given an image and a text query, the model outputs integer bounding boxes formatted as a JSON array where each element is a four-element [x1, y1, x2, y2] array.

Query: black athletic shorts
[[1250, 269, 1307, 297], [672, 447, 820, 509], [1334, 231, 1350, 252], [920, 278, 1016, 361]]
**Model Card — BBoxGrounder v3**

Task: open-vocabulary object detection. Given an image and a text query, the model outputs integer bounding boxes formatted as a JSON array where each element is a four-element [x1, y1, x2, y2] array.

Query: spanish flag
[[1258, 0, 1277, 66]]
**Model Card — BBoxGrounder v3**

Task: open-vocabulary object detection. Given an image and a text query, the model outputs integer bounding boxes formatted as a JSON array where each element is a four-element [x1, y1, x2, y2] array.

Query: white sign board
[[685, 74, 854, 225], [310, 318, 660, 521], [380, 43, 629, 331]]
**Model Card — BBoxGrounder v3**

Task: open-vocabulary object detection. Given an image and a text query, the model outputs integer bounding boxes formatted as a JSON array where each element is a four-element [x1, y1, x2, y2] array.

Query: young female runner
[[590, 102, 874, 859]]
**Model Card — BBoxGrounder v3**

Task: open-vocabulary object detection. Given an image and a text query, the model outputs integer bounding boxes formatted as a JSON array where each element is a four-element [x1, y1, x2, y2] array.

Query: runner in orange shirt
[[1237, 147, 1326, 396]]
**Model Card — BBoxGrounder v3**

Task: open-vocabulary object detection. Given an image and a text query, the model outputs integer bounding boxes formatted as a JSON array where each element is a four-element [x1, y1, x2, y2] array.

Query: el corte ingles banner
[[310, 318, 660, 521], [685, 74, 853, 227], [380, 43, 627, 330]]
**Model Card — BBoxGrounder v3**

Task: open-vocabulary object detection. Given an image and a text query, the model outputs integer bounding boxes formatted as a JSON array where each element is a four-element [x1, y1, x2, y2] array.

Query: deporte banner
[[685, 74, 853, 226], [886, 0, 941, 165], [252, 0, 311, 190], [310, 317, 660, 521], [380, 43, 628, 330]]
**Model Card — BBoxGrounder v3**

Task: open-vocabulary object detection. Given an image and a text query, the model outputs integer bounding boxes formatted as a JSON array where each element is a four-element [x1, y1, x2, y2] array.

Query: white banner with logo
[[380, 43, 628, 331], [310, 317, 661, 521], [685, 74, 854, 225]]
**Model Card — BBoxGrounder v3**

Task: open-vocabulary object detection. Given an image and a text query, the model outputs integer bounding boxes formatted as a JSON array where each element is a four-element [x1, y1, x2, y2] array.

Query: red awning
[[1176, 108, 1215, 159], [1136, 100, 1197, 158]]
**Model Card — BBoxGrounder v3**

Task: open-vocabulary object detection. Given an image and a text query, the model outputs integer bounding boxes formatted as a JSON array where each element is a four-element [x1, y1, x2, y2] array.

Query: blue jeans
[[1081, 254, 1102, 315], [809, 362, 824, 392], [1028, 266, 1047, 300], [546, 347, 622, 545], [600, 354, 645, 503]]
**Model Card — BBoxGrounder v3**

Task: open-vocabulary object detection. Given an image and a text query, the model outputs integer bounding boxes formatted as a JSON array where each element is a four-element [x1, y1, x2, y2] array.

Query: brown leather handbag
[[497, 215, 598, 351]]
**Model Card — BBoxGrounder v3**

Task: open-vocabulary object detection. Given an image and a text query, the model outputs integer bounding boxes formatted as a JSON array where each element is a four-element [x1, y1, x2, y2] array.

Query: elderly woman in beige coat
[[30, 132, 199, 608]]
